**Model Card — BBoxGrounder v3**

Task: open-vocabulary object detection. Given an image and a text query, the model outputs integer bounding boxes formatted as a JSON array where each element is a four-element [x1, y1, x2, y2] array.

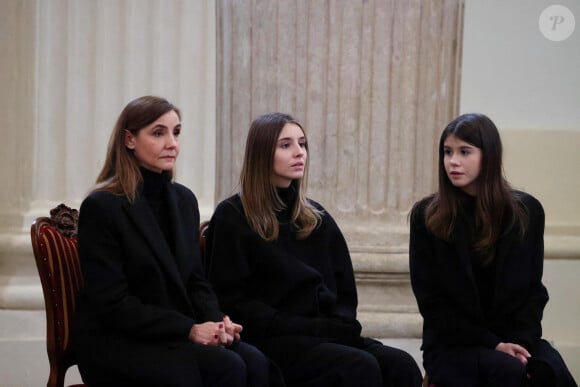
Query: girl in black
[[409, 113, 576, 387], [206, 112, 422, 387]]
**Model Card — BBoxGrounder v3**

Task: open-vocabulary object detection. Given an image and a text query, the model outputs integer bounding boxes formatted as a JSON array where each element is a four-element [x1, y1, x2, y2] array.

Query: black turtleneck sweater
[[275, 184, 300, 241], [457, 194, 497, 318], [140, 167, 174, 254]]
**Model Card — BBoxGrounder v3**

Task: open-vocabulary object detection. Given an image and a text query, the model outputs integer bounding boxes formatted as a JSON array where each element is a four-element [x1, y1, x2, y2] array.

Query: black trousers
[[78, 337, 275, 387], [281, 337, 422, 387], [425, 339, 577, 387]]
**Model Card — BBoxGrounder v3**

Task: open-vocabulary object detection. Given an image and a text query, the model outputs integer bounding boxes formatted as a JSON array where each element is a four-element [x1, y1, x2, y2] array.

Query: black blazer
[[409, 191, 549, 353], [75, 182, 222, 363]]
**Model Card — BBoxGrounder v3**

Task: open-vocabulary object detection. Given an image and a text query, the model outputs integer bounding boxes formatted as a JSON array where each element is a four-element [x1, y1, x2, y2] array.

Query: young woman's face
[[125, 110, 181, 173], [443, 134, 482, 196], [272, 122, 307, 188]]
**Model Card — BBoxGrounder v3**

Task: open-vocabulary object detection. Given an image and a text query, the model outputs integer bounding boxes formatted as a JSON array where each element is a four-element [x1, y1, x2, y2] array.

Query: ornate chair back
[[30, 203, 87, 387]]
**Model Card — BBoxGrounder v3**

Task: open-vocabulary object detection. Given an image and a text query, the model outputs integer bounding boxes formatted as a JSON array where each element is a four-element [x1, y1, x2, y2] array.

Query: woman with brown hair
[[409, 113, 576, 386], [206, 112, 422, 387], [74, 96, 279, 386]]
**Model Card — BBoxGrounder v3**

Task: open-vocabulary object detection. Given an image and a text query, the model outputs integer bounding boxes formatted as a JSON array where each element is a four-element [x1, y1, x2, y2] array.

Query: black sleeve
[[182, 190, 223, 323], [321, 208, 360, 327], [206, 201, 279, 339], [503, 194, 549, 348], [271, 208, 362, 337]]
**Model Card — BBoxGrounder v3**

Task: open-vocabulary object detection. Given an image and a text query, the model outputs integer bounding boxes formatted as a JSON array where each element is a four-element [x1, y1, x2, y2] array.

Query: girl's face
[[443, 134, 482, 196], [125, 110, 181, 173], [272, 123, 307, 188]]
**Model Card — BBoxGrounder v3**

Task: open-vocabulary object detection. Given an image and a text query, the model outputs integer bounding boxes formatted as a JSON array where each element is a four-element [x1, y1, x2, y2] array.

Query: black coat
[[409, 191, 548, 353], [75, 180, 223, 376], [206, 193, 363, 367], [409, 191, 579, 385]]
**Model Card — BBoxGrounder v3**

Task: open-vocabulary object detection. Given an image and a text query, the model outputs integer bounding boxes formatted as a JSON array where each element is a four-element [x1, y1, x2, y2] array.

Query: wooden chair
[[199, 220, 210, 274], [31, 203, 87, 387]]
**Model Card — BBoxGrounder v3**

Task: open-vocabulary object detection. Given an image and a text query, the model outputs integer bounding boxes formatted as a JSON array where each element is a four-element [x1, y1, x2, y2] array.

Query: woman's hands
[[223, 315, 243, 342], [189, 316, 243, 347], [495, 342, 531, 365]]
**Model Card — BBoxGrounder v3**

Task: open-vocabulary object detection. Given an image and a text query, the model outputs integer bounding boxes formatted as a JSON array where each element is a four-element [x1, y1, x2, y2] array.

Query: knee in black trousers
[[361, 339, 423, 387], [230, 341, 275, 387], [481, 349, 527, 387], [285, 343, 382, 387]]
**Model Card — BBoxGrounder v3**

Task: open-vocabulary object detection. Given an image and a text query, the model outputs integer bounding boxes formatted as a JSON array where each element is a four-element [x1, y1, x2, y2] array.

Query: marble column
[[216, 0, 464, 337]]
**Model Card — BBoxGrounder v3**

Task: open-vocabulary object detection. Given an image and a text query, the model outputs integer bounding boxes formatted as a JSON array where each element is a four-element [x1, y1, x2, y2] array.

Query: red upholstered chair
[[30, 203, 87, 387]]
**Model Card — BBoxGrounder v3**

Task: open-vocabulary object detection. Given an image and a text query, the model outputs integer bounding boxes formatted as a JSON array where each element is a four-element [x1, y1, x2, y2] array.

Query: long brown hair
[[239, 112, 321, 241], [93, 95, 180, 202], [424, 113, 526, 260]]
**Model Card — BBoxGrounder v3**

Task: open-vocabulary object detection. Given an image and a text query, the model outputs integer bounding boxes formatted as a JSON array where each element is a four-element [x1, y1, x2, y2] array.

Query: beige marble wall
[[502, 129, 580, 381], [0, 0, 36, 234]]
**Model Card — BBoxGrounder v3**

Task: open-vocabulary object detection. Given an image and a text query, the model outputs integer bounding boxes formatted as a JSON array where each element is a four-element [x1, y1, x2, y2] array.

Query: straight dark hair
[[423, 113, 526, 261]]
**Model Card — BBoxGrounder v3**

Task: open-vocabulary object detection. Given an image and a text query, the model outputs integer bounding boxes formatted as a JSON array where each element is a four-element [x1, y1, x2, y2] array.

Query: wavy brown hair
[[93, 95, 180, 202], [423, 113, 526, 261], [240, 112, 321, 241]]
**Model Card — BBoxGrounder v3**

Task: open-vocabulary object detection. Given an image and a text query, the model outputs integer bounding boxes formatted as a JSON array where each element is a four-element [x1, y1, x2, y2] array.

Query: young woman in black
[[206, 112, 422, 387], [409, 113, 576, 387]]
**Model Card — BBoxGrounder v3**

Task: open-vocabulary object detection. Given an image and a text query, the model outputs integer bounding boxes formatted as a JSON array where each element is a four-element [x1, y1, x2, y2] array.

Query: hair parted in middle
[[423, 113, 527, 262], [239, 112, 321, 241]]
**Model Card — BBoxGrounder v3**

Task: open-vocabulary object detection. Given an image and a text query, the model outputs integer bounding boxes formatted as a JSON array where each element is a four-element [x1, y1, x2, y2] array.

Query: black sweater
[[409, 191, 548, 352], [206, 190, 362, 364]]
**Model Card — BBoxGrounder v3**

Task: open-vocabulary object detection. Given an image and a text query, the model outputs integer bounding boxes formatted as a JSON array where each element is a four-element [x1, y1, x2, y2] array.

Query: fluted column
[[0, 0, 217, 309], [216, 0, 464, 337]]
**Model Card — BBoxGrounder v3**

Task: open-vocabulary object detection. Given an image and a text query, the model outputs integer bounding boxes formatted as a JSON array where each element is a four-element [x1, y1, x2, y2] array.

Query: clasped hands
[[189, 315, 243, 347]]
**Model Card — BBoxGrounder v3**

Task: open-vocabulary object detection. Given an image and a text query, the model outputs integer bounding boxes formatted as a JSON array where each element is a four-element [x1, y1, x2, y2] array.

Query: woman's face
[[443, 134, 482, 196], [272, 122, 307, 188], [125, 110, 181, 173]]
